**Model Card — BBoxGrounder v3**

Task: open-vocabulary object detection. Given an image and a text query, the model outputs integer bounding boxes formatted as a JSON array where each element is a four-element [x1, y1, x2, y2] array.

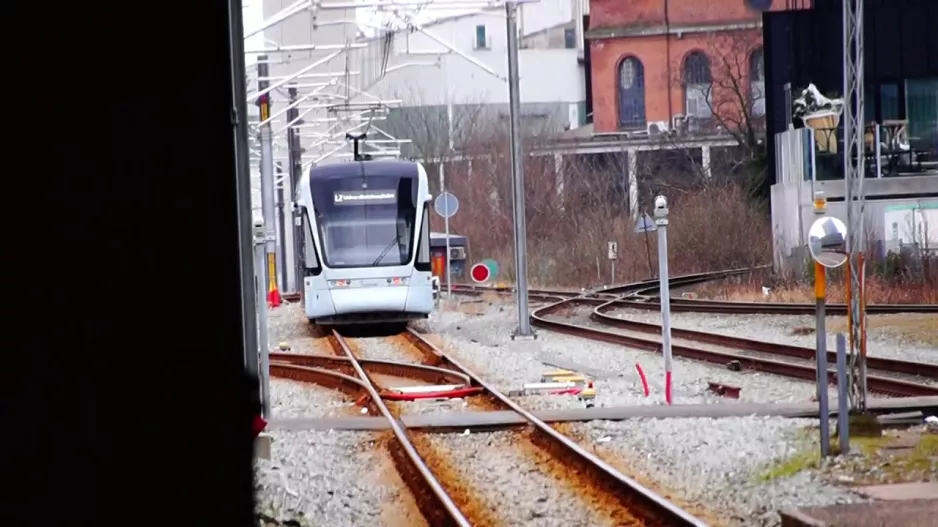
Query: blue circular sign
[[434, 192, 459, 218]]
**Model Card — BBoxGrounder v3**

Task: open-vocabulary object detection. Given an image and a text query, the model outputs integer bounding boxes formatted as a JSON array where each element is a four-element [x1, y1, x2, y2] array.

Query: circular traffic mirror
[[808, 216, 849, 268]]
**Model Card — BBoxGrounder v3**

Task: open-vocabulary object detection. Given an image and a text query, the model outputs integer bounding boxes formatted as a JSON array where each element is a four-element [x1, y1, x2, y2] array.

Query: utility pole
[[843, 0, 867, 412], [257, 55, 281, 307], [275, 162, 288, 293], [287, 87, 304, 297], [506, 1, 534, 339]]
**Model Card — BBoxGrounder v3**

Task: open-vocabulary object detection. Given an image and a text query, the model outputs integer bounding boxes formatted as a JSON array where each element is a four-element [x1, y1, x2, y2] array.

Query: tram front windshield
[[310, 174, 418, 268]]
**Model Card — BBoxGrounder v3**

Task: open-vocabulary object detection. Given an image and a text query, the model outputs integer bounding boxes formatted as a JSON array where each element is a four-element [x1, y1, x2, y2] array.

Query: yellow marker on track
[[540, 370, 575, 381], [551, 375, 586, 384]]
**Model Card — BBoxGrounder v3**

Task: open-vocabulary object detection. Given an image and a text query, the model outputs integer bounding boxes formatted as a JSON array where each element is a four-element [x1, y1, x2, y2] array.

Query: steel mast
[[842, 0, 867, 412]]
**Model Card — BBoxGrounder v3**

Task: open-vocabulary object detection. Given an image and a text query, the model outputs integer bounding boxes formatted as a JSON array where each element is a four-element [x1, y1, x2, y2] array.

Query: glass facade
[[906, 78, 938, 156], [814, 77, 937, 180]]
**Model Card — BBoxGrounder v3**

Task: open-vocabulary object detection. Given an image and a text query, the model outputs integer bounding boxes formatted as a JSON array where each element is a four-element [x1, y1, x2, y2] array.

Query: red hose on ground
[[635, 363, 649, 397], [548, 387, 583, 396], [381, 386, 484, 401]]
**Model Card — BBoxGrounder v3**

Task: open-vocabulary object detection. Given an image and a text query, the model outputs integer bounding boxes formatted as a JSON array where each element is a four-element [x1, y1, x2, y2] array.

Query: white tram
[[295, 158, 435, 325]]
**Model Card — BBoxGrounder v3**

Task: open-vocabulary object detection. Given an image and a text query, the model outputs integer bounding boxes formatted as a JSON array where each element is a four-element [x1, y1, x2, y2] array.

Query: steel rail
[[268, 363, 372, 401], [622, 271, 938, 314], [402, 329, 709, 527], [529, 298, 938, 397], [269, 352, 473, 386], [330, 329, 472, 527], [453, 265, 937, 314], [590, 304, 938, 380]]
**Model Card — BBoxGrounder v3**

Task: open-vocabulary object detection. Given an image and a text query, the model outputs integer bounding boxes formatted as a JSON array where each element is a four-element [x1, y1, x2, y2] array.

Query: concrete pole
[[506, 1, 533, 338]]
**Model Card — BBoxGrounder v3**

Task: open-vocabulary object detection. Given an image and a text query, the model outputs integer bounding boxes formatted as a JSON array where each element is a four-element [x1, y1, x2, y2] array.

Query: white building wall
[[369, 9, 584, 107], [519, 0, 574, 36]]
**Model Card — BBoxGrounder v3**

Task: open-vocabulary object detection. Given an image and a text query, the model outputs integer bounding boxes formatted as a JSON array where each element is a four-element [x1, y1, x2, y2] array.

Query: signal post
[[256, 56, 281, 307]]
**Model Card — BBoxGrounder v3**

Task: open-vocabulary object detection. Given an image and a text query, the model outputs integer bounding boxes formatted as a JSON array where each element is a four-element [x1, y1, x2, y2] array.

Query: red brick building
[[587, 0, 789, 134]]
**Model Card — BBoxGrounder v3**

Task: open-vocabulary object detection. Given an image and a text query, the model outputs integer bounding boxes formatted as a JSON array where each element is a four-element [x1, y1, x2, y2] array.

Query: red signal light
[[470, 263, 490, 283]]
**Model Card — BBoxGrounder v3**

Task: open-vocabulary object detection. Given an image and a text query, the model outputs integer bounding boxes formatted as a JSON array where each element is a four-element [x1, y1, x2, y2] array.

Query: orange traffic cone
[[267, 287, 281, 308]]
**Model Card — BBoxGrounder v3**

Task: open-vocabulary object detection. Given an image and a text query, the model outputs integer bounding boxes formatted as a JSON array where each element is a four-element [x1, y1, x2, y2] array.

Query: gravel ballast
[[427, 304, 839, 411], [574, 417, 863, 527], [418, 430, 621, 526], [268, 302, 316, 345], [270, 379, 357, 419], [255, 429, 423, 527], [346, 334, 420, 363]]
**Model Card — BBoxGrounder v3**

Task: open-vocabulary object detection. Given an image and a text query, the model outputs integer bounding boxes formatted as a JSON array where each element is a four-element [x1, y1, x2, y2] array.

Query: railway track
[[452, 267, 938, 315], [452, 267, 938, 398], [270, 329, 708, 527], [535, 298, 937, 397]]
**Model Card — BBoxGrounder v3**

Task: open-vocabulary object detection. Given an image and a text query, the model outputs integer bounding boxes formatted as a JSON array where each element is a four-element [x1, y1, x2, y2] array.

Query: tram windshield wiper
[[372, 236, 401, 266]]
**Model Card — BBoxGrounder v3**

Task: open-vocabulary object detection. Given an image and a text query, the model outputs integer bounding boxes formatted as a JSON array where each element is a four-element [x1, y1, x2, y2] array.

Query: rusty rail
[[591, 303, 938, 381], [400, 330, 709, 527], [448, 268, 936, 396], [453, 265, 937, 315], [530, 297, 938, 397], [268, 363, 373, 404], [329, 330, 472, 526], [269, 352, 472, 387]]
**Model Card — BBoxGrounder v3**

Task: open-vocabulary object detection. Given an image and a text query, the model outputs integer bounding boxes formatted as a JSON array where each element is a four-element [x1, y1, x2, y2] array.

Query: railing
[[775, 124, 937, 183]]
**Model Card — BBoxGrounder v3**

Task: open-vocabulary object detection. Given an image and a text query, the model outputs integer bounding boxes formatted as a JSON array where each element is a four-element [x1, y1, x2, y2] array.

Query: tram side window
[[415, 203, 431, 271], [301, 207, 321, 274]]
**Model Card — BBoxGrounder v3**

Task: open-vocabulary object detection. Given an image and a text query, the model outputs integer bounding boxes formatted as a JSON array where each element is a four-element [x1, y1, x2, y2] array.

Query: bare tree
[[671, 30, 768, 196]]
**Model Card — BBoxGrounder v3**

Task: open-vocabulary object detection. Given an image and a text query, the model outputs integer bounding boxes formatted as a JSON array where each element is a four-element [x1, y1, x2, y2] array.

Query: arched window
[[749, 47, 765, 116], [683, 51, 712, 119], [617, 57, 646, 130]]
